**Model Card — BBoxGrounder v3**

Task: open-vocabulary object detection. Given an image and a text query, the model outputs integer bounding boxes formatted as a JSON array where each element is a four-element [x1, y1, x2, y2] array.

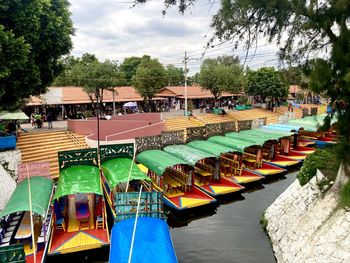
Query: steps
[[17, 131, 88, 179], [165, 117, 204, 131], [194, 113, 235, 124]]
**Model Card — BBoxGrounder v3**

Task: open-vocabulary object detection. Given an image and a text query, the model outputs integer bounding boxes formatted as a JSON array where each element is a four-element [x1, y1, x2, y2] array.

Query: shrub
[[297, 147, 341, 186], [340, 181, 350, 208], [260, 212, 268, 233]]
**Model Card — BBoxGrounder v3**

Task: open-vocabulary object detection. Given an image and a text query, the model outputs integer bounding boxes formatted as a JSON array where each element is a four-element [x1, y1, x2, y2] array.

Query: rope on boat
[[125, 141, 137, 193], [128, 184, 143, 263]]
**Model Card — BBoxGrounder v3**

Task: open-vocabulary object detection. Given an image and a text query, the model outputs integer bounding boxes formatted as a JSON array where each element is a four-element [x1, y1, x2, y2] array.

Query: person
[[7, 121, 17, 138], [30, 113, 35, 127], [47, 111, 53, 129], [0, 121, 5, 132], [35, 113, 42, 128]]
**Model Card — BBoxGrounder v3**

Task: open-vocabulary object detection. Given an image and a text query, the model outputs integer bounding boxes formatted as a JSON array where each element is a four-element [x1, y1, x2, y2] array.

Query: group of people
[[0, 120, 25, 140], [30, 112, 53, 129]]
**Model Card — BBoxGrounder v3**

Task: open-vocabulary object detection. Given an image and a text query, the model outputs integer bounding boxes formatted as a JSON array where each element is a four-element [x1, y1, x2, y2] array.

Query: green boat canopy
[[187, 140, 233, 157], [54, 165, 102, 200], [163, 144, 215, 166], [225, 132, 267, 145], [208, 136, 262, 153], [136, 149, 189, 176], [101, 158, 150, 188], [239, 129, 292, 140], [254, 128, 294, 137], [0, 177, 53, 218]]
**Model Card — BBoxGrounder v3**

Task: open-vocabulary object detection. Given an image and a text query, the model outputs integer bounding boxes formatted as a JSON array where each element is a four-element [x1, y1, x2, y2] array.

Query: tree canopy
[[0, 0, 73, 110], [119, 56, 143, 85], [165, 64, 185, 86], [199, 55, 245, 101], [133, 55, 166, 111], [53, 53, 125, 106], [246, 67, 288, 102]]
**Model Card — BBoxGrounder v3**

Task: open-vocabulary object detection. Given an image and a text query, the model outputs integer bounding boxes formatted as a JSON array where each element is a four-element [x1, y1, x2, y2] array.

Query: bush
[[297, 147, 341, 186], [340, 181, 350, 208], [260, 212, 268, 233]]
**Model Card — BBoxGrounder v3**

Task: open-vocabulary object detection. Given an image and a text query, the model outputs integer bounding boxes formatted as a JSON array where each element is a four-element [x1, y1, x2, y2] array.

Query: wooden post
[[125, 141, 136, 193], [26, 164, 36, 263]]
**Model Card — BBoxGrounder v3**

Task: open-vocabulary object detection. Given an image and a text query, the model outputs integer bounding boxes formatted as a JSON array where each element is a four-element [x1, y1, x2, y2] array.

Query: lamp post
[[184, 51, 188, 119]]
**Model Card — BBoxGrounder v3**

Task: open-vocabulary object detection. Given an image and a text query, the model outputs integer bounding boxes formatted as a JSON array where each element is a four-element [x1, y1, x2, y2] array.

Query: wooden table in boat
[[15, 211, 36, 240]]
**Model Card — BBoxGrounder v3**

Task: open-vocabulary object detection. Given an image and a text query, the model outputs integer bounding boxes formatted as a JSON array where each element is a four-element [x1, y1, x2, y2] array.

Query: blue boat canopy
[[110, 217, 178, 263]]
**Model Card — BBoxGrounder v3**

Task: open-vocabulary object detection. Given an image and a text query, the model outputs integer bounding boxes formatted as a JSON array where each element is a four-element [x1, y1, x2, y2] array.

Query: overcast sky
[[69, 0, 280, 75]]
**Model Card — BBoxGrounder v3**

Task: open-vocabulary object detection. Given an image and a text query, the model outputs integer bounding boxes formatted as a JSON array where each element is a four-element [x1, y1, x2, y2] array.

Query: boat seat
[[195, 168, 212, 177], [12, 216, 20, 221]]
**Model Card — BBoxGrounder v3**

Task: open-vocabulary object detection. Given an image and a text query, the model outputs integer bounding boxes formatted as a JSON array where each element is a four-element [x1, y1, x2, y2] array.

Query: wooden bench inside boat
[[166, 167, 191, 192], [220, 156, 243, 176], [243, 152, 261, 169]]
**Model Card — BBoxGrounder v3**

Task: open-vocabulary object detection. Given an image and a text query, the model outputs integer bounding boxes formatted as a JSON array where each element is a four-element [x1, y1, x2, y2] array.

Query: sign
[[17, 162, 50, 183]]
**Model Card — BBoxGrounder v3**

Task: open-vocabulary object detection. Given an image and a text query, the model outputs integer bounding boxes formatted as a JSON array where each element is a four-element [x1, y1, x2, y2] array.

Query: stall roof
[[163, 145, 215, 166], [101, 158, 150, 188], [136, 149, 189, 176], [0, 110, 29, 120], [0, 177, 53, 218], [208, 136, 262, 153], [53, 165, 102, 200], [187, 140, 233, 157]]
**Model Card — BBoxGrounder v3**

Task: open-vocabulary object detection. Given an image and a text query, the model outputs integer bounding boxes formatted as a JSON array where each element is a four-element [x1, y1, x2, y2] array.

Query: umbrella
[[0, 110, 29, 120], [123, 102, 138, 107]]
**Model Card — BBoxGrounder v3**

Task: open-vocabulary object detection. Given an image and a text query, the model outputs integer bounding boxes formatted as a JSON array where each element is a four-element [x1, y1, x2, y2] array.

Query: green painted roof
[[101, 158, 150, 188], [187, 140, 233, 157], [136, 149, 189, 176], [54, 165, 102, 200], [225, 132, 267, 145], [208, 135, 261, 153], [255, 128, 294, 137], [239, 129, 292, 140], [0, 177, 53, 218], [163, 144, 215, 166]]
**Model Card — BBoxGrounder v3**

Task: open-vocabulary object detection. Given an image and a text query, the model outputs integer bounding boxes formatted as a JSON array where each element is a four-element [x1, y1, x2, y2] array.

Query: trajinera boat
[[48, 148, 109, 255], [207, 136, 288, 176], [163, 144, 245, 196], [186, 140, 264, 185], [0, 170, 54, 263], [136, 149, 216, 211], [224, 130, 306, 167], [100, 144, 177, 263]]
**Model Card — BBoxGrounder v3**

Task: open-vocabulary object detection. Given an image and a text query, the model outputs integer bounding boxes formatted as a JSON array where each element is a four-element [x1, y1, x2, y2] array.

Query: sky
[[69, 0, 280, 75]]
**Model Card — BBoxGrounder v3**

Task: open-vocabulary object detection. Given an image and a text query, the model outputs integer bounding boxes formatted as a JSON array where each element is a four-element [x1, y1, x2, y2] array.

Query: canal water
[[47, 172, 296, 263]]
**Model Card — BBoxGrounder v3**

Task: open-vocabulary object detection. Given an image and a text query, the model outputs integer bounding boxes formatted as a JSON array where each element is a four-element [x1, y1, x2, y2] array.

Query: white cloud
[[69, 0, 279, 74]]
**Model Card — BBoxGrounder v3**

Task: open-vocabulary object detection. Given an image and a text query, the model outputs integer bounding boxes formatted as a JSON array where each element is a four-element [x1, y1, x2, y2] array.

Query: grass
[[260, 212, 268, 233], [340, 181, 350, 208]]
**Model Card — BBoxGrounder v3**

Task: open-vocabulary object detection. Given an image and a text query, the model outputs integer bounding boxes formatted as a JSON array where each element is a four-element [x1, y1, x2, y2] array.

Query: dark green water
[[47, 172, 296, 263]]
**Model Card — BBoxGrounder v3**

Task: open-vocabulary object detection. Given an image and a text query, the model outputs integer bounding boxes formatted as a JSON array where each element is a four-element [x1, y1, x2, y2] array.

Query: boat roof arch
[[163, 144, 215, 166], [0, 177, 53, 218], [208, 135, 262, 153], [186, 140, 233, 157], [136, 149, 189, 176]]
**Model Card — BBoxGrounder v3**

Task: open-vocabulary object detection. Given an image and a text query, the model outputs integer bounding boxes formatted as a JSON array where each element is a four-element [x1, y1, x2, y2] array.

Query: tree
[[0, 0, 73, 110], [54, 54, 125, 113], [246, 67, 288, 102], [199, 56, 245, 103], [165, 64, 185, 86], [282, 67, 304, 86], [133, 55, 166, 111], [119, 56, 143, 85]]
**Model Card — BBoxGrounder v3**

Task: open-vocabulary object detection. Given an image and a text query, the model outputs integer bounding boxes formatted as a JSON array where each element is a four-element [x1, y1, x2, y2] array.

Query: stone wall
[[0, 150, 21, 211], [265, 168, 350, 263]]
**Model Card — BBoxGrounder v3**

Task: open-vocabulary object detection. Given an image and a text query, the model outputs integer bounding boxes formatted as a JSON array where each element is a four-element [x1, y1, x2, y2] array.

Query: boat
[[207, 136, 287, 176], [99, 143, 164, 222], [163, 144, 245, 197], [136, 149, 216, 211], [224, 131, 302, 168], [0, 168, 54, 263], [99, 144, 177, 262], [186, 140, 264, 185], [48, 148, 109, 255], [109, 217, 177, 263]]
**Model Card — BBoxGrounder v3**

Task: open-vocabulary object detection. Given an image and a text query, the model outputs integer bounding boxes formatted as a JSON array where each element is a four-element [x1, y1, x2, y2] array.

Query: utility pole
[[184, 51, 188, 118]]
